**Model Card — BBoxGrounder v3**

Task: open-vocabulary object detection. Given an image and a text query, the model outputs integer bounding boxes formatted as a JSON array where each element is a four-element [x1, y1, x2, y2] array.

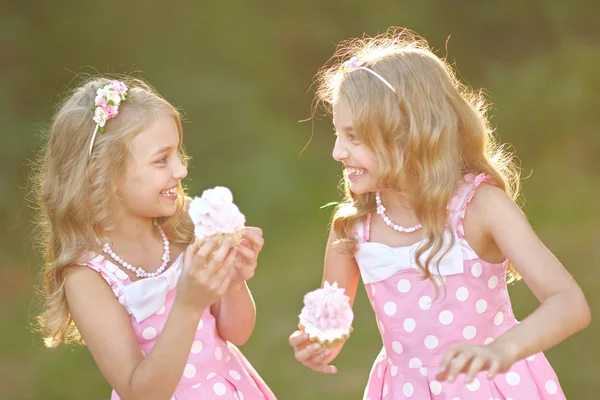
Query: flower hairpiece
[[338, 56, 365, 73], [88, 80, 131, 155], [336, 56, 396, 94]]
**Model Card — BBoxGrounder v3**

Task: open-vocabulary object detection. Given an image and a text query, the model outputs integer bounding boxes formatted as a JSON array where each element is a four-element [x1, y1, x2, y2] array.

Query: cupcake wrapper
[[195, 230, 244, 248], [298, 324, 353, 349]]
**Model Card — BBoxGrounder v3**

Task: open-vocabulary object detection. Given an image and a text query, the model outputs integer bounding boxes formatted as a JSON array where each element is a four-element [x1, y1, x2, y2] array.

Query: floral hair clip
[[337, 56, 396, 93], [88, 80, 131, 155], [338, 56, 365, 72]]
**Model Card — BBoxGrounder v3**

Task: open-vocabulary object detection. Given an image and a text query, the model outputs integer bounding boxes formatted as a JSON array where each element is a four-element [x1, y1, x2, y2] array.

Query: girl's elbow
[[572, 288, 591, 330]]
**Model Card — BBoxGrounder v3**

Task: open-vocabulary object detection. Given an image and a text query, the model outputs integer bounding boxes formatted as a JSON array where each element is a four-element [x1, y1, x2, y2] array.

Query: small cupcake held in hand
[[299, 281, 354, 348], [188, 186, 246, 247]]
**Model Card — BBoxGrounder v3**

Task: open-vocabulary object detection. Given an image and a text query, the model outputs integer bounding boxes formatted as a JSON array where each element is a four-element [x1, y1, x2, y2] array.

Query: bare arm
[[210, 227, 264, 345], [211, 280, 256, 345], [289, 226, 361, 374], [66, 240, 237, 400], [477, 185, 590, 358], [438, 184, 591, 381]]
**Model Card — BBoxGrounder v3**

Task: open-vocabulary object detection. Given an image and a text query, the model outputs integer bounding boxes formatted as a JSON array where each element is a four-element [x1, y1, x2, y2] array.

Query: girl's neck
[[378, 189, 414, 212], [104, 215, 157, 246]]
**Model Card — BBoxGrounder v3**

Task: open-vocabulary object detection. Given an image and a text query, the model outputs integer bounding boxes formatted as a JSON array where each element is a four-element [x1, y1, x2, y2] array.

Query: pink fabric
[[357, 173, 566, 399], [82, 255, 276, 400]]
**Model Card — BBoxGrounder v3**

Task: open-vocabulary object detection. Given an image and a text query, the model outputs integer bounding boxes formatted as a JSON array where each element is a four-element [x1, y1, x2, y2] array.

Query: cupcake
[[188, 186, 246, 247], [298, 281, 354, 348]]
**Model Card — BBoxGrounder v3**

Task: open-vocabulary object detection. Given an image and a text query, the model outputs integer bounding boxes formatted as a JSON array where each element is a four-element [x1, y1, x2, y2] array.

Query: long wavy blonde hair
[[32, 76, 194, 347], [316, 29, 520, 281]]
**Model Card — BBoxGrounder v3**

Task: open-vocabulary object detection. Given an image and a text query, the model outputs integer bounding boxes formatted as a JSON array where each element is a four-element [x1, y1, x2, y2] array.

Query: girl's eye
[[157, 156, 168, 164]]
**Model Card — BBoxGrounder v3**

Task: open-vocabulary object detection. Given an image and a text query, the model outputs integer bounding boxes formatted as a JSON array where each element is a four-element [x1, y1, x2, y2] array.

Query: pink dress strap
[[79, 254, 128, 301], [354, 213, 371, 243], [448, 173, 496, 237]]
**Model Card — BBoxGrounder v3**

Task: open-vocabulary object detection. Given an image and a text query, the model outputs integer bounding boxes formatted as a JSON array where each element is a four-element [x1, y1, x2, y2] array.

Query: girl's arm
[[65, 240, 237, 400], [210, 227, 264, 345], [438, 184, 591, 382], [211, 280, 256, 345], [289, 226, 361, 374]]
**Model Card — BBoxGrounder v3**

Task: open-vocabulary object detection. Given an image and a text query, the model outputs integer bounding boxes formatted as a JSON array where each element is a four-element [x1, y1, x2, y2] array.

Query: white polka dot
[[115, 269, 129, 280], [215, 346, 222, 360], [403, 382, 414, 397], [476, 299, 487, 314], [229, 370, 241, 380], [207, 372, 216, 379], [383, 383, 388, 397], [191, 340, 203, 354], [156, 304, 166, 315], [424, 335, 438, 349], [192, 383, 202, 388], [371, 285, 376, 296], [419, 367, 428, 376], [452, 398, 461, 400], [419, 295, 432, 310], [439, 310, 454, 325], [183, 364, 196, 378], [391, 365, 398, 376], [430, 380, 442, 395], [408, 357, 422, 368], [377, 365, 382, 379], [471, 262, 482, 277], [384, 301, 397, 316], [197, 319, 204, 330], [397, 279, 411, 293], [484, 337, 494, 345], [488, 275, 499, 289], [545, 380, 558, 394], [403, 318, 416, 332], [506, 372, 520, 386], [463, 325, 477, 340], [234, 392, 240, 400], [378, 320, 385, 334], [456, 287, 469, 301], [392, 341, 403, 354], [237, 391, 244, 400], [466, 377, 480, 391], [213, 382, 227, 396], [142, 327, 157, 340], [526, 354, 536, 361], [226, 356, 231, 362], [494, 311, 504, 326]]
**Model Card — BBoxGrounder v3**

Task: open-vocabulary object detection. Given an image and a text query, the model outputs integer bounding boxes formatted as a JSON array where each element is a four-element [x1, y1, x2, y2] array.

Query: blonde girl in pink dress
[[34, 77, 276, 400], [289, 28, 590, 399]]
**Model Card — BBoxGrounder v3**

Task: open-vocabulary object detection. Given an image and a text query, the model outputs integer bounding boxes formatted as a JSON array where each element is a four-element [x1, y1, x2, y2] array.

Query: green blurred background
[[1, 1, 598, 399]]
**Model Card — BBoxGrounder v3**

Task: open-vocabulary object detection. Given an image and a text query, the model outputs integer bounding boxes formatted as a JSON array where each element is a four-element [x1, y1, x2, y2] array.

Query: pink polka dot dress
[[356, 174, 566, 400], [82, 253, 276, 400]]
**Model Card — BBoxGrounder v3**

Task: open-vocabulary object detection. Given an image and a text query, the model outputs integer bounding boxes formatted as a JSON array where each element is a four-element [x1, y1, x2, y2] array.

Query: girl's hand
[[232, 227, 264, 282], [436, 341, 518, 383], [288, 330, 337, 374], [176, 237, 237, 312]]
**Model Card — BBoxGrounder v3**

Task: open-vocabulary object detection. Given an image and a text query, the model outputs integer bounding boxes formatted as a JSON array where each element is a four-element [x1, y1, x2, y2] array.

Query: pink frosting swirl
[[299, 281, 354, 332], [188, 187, 246, 239]]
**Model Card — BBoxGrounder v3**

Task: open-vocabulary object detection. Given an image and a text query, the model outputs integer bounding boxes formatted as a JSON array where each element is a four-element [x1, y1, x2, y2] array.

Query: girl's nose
[[332, 137, 349, 161]]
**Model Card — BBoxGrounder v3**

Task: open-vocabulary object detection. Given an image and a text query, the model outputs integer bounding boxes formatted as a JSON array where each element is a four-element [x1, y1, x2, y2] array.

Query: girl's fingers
[[194, 239, 219, 266], [295, 343, 322, 363], [289, 331, 310, 347], [464, 356, 487, 382], [446, 352, 474, 382], [236, 244, 256, 261], [206, 237, 233, 272], [487, 359, 501, 379]]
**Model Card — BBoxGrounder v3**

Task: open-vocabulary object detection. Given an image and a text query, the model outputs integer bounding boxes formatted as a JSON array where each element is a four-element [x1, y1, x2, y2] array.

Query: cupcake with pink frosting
[[188, 186, 246, 247], [298, 281, 354, 348]]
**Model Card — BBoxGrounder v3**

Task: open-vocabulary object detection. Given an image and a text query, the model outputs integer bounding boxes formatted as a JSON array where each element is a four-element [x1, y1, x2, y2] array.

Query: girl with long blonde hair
[[289, 29, 589, 399], [34, 76, 275, 399]]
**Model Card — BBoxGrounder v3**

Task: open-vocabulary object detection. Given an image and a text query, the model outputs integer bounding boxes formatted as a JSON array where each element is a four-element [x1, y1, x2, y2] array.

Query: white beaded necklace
[[375, 192, 422, 233], [102, 222, 170, 278]]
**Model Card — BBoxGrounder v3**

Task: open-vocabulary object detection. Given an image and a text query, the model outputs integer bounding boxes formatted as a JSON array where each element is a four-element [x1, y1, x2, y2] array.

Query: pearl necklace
[[375, 192, 422, 233], [102, 222, 170, 278]]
